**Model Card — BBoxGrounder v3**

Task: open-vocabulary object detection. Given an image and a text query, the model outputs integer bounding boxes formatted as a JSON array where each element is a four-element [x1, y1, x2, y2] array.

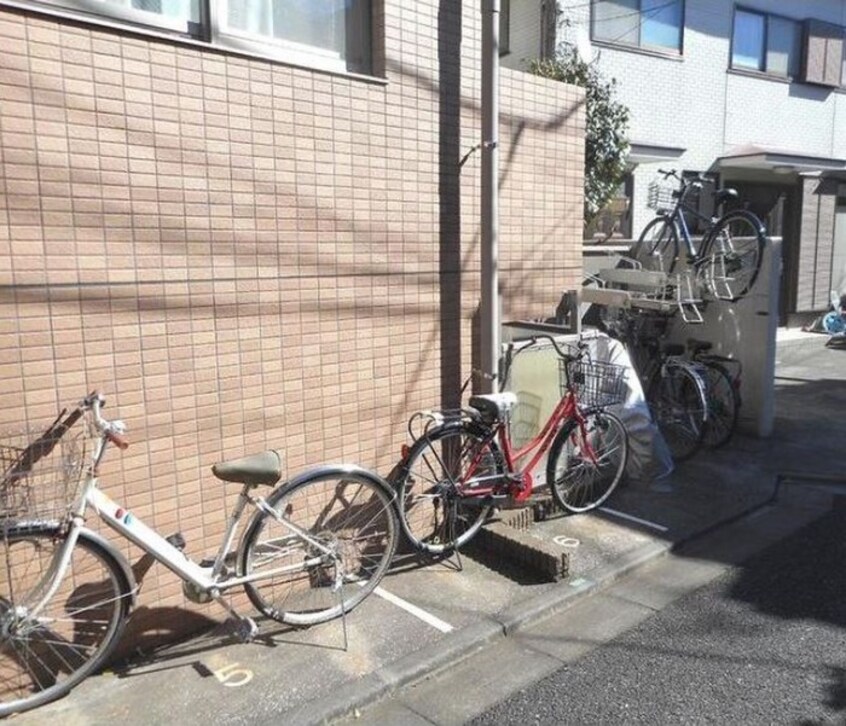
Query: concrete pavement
[[9, 331, 844, 726]]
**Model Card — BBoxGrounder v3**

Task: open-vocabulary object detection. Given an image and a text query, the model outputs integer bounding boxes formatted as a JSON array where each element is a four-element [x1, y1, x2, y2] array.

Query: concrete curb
[[292, 494, 779, 726]]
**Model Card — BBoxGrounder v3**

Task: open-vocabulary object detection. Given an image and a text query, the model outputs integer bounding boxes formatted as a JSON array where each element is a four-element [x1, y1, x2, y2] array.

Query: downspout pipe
[[480, 0, 500, 394]]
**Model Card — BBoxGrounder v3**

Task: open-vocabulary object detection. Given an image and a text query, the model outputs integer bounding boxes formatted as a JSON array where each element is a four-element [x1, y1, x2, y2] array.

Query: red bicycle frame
[[459, 389, 598, 504]]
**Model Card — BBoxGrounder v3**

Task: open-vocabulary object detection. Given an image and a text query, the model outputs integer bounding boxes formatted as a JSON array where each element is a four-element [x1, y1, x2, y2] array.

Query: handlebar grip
[[106, 431, 129, 450]]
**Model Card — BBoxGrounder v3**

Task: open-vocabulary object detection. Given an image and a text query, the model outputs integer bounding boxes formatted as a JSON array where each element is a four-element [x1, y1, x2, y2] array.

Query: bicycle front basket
[[560, 358, 629, 408], [0, 427, 89, 525], [647, 181, 676, 214]]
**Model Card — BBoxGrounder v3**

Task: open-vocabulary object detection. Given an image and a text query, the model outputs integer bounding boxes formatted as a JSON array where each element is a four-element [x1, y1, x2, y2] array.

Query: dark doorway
[[724, 179, 800, 325]]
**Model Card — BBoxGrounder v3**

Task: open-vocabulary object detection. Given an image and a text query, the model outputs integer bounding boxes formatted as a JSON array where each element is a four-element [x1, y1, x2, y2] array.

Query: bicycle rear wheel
[[647, 364, 708, 462], [699, 210, 766, 301], [394, 421, 503, 555], [239, 467, 398, 627], [0, 526, 131, 718], [631, 217, 679, 275], [700, 361, 739, 448], [548, 409, 628, 513]]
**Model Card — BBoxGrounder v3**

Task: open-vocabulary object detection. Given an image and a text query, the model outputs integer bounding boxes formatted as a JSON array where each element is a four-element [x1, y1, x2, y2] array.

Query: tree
[[531, 46, 630, 227]]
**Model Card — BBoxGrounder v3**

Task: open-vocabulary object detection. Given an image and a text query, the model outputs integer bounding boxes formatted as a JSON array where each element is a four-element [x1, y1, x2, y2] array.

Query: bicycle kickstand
[[444, 498, 464, 573], [211, 590, 259, 643], [333, 564, 349, 652]]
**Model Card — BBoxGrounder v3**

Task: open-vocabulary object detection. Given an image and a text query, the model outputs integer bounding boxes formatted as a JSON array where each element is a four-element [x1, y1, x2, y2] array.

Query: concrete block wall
[[0, 0, 585, 639]]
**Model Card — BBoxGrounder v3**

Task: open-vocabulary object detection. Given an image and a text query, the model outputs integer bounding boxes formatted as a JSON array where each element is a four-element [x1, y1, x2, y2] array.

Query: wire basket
[[0, 427, 89, 524], [560, 358, 628, 408], [647, 181, 677, 214]]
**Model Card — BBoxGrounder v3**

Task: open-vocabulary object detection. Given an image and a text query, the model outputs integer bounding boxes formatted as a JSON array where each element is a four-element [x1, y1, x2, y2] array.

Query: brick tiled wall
[[0, 1, 584, 637]]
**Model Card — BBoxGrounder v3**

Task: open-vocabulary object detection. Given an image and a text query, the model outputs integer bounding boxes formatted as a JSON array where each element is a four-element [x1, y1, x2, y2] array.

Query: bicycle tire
[[699, 360, 740, 448], [239, 466, 399, 627], [394, 421, 503, 555], [647, 363, 708, 462], [547, 409, 628, 513], [699, 209, 766, 301], [632, 216, 679, 275], [0, 525, 131, 717]]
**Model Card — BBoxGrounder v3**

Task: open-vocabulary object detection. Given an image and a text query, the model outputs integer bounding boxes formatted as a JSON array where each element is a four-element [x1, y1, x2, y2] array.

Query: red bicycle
[[394, 335, 630, 554]]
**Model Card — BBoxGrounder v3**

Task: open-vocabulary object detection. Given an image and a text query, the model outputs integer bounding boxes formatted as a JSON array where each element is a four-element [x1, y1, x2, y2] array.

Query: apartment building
[[506, 0, 846, 323], [0, 0, 585, 633]]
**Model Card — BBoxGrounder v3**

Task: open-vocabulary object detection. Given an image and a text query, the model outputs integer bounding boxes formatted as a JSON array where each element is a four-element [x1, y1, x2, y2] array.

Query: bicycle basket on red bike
[[560, 357, 628, 409]]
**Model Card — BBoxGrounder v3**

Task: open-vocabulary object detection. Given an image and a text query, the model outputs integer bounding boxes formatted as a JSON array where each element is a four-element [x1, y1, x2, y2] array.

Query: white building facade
[[504, 0, 846, 322]]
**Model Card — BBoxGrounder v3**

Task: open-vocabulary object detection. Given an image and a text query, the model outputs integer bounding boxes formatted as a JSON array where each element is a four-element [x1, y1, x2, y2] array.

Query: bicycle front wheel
[[632, 217, 679, 275], [0, 526, 131, 718], [701, 361, 740, 448], [548, 410, 628, 513], [647, 365, 708, 462], [394, 422, 503, 555], [700, 210, 766, 301], [239, 467, 399, 627]]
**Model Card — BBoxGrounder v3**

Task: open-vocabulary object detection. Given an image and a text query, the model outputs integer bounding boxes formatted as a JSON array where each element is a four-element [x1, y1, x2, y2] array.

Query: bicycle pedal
[[166, 532, 186, 551]]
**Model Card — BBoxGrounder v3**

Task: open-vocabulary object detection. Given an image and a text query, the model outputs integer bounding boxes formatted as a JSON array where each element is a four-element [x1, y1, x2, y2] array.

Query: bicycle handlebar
[[499, 334, 587, 386], [82, 391, 129, 450]]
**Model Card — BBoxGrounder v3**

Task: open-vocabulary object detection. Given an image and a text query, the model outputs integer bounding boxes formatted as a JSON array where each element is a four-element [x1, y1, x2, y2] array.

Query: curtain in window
[[227, 0, 345, 54], [767, 17, 800, 76], [103, 0, 197, 21], [593, 0, 639, 45], [641, 0, 682, 50], [732, 10, 765, 70]]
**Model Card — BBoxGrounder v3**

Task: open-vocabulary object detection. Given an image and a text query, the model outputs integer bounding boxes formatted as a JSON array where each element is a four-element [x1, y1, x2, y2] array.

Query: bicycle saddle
[[212, 450, 282, 486], [687, 338, 712, 354], [714, 187, 738, 205], [662, 343, 685, 357], [469, 392, 518, 423]]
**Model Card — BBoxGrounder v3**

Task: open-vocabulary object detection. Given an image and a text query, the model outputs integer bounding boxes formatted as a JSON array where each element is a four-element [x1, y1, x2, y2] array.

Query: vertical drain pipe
[[480, 0, 500, 394]]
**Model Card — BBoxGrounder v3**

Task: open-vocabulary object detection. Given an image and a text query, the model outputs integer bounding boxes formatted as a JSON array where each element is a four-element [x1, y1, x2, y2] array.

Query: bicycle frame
[[25, 438, 339, 621], [458, 390, 594, 505], [663, 188, 715, 262]]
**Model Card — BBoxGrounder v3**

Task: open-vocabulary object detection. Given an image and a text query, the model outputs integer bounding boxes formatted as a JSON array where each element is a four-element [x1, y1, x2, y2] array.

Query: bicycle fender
[[5, 522, 138, 607]]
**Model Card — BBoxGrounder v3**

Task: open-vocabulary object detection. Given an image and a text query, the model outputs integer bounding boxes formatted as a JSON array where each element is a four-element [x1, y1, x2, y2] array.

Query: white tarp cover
[[504, 330, 673, 488]]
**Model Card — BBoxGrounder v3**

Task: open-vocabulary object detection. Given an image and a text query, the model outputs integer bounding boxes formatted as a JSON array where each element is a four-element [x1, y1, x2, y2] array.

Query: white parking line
[[372, 586, 454, 633], [598, 507, 669, 533]]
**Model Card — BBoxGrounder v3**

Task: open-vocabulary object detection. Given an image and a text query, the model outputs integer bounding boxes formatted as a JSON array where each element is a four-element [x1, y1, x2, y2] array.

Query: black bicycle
[[687, 338, 741, 449], [632, 169, 768, 302]]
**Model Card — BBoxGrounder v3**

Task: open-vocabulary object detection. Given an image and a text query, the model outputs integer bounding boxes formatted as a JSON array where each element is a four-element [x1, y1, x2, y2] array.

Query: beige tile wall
[[0, 0, 584, 639]]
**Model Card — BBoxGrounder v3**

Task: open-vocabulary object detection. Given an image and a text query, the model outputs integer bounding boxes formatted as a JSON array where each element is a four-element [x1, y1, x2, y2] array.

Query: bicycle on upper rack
[[632, 169, 768, 302], [392, 335, 629, 556], [687, 338, 742, 449], [0, 392, 399, 717]]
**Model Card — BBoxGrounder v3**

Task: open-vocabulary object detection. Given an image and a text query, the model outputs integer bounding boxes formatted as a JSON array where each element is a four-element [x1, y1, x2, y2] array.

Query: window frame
[[590, 0, 686, 56], [730, 6, 803, 80], [1, 0, 377, 78]]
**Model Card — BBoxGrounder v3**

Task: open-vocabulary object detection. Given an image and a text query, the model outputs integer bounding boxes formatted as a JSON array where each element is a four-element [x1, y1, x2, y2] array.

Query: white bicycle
[[0, 392, 399, 716]]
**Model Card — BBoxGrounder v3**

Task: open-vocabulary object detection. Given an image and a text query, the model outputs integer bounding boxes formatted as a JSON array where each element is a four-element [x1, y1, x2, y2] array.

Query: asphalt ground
[[471, 498, 846, 725], [8, 332, 844, 725]]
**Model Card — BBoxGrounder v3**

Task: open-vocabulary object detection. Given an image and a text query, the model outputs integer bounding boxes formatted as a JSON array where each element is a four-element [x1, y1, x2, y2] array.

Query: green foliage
[[531, 47, 630, 225]]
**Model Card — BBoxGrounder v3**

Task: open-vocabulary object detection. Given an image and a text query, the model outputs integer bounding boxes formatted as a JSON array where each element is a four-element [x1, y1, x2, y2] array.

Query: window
[[19, 0, 373, 75], [592, 0, 684, 53], [35, 0, 200, 32], [585, 174, 633, 241], [731, 8, 801, 77], [220, 0, 371, 74]]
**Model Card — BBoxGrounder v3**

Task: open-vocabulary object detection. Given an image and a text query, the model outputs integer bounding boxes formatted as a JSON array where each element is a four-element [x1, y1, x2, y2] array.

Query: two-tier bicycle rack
[[581, 264, 705, 325]]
